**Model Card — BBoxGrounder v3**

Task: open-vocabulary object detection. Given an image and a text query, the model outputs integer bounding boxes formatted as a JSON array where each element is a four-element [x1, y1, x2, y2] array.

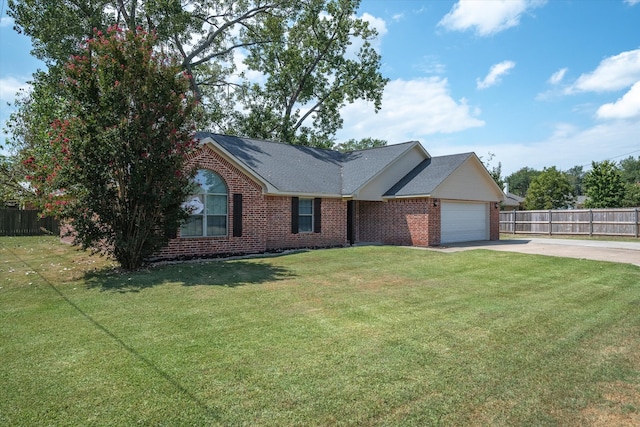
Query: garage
[[441, 201, 489, 244]]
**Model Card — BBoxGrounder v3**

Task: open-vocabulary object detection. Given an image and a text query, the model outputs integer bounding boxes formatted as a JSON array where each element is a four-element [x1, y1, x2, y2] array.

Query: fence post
[[589, 209, 593, 237], [547, 210, 551, 236], [512, 209, 516, 234], [636, 208, 639, 238]]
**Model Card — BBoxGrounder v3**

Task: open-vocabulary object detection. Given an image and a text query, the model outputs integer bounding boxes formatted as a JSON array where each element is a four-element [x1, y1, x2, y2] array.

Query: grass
[[1, 236, 639, 426]]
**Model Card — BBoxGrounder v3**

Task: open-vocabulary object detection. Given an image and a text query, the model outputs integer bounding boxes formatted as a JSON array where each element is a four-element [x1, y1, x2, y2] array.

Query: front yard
[[1, 236, 639, 426]]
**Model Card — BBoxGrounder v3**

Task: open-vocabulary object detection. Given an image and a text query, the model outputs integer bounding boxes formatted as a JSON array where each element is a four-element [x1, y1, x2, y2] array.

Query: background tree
[[2, 69, 69, 207], [617, 155, 640, 207], [0, 154, 34, 207], [505, 167, 540, 197], [565, 165, 585, 196], [622, 183, 640, 207], [583, 160, 625, 208], [619, 155, 640, 185], [22, 27, 198, 269], [524, 167, 575, 210], [479, 152, 504, 189], [334, 137, 387, 152]]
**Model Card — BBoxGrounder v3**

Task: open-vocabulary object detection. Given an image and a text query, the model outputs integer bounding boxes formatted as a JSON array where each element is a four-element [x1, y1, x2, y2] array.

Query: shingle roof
[[503, 192, 524, 207], [384, 153, 473, 197], [200, 133, 343, 195], [340, 141, 421, 194], [196, 132, 473, 198]]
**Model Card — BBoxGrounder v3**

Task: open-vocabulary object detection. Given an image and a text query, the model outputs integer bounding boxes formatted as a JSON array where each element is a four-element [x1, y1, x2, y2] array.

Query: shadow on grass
[[85, 259, 296, 292]]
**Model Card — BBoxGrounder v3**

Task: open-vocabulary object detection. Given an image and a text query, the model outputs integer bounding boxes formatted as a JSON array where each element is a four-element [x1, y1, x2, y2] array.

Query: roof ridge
[[348, 140, 420, 154], [206, 132, 340, 154]]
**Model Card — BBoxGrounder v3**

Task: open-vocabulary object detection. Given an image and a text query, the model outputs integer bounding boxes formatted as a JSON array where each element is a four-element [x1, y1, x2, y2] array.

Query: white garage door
[[441, 201, 489, 244]]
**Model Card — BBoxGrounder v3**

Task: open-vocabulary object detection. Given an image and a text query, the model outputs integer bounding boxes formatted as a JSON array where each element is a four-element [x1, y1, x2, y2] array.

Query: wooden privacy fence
[[0, 209, 60, 236], [500, 208, 640, 238]]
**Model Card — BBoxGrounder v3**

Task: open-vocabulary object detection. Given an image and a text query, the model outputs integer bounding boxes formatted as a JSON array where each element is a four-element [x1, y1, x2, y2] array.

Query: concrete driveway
[[433, 237, 640, 267]]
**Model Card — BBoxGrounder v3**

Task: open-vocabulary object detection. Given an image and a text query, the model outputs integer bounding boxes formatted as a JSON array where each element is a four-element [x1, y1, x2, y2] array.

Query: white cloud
[[358, 12, 387, 53], [548, 68, 567, 85], [477, 60, 515, 89], [0, 77, 29, 103], [596, 81, 640, 119], [0, 17, 13, 28], [568, 48, 640, 93], [438, 0, 546, 36], [625, 0, 640, 6], [337, 77, 484, 142], [416, 55, 446, 75]]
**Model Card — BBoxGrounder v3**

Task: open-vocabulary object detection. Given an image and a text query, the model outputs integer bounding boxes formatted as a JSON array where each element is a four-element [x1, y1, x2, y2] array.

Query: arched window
[[181, 170, 228, 237]]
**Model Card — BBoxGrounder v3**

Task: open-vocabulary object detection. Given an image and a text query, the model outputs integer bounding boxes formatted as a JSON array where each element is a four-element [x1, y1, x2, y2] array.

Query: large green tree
[[8, 0, 386, 147], [523, 167, 575, 210], [22, 27, 198, 269], [505, 167, 540, 197], [583, 160, 625, 208], [237, 0, 387, 147]]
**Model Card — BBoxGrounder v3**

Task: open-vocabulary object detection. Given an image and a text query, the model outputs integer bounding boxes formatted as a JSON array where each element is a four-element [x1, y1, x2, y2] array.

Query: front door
[[347, 200, 355, 245]]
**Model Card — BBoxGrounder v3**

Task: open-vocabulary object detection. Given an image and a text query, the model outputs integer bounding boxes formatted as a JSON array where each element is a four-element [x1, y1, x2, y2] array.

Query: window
[[181, 170, 227, 237], [298, 198, 313, 233], [291, 197, 321, 234]]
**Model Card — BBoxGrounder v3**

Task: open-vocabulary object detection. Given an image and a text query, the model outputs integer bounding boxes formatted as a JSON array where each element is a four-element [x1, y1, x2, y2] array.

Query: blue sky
[[2, 0, 640, 176]]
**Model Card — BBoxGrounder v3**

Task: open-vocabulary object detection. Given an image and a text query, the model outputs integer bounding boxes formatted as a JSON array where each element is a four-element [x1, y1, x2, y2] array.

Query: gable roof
[[503, 191, 525, 207], [341, 141, 426, 194], [384, 153, 473, 198], [199, 133, 343, 195], [195, 132, 500, 200]]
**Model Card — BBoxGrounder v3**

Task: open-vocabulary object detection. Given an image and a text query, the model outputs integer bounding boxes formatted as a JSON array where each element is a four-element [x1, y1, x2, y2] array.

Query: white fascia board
[[382, 194, 432, 200]]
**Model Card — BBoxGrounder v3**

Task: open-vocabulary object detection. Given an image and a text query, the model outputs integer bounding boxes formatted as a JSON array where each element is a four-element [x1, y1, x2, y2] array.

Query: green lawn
[[1, 236, 639, 426]]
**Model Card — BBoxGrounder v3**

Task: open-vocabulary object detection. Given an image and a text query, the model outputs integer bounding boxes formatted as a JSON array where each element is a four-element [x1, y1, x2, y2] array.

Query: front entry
[[347, 200, 355, 245]]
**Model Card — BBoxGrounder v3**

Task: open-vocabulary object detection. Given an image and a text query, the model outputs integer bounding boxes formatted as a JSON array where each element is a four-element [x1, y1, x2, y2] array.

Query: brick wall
[[427, 199, 441, 246], [154, 145, 348, 260], [357, 198, 439, 246], [155, 146, 268, 259], [490, 202, 500, 240], [265, 196, 347, 250]]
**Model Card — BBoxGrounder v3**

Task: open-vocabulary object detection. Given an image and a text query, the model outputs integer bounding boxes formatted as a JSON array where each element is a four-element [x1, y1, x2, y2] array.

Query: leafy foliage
[[619, 155, 640, 185], [505, 167, 540, 197], [479, 152, 504, 189], [622, 183, 640, 207], [237, 0, 387, 147], [21, 27, 198, 269], [0, 154, 34, 207], [565, 165, 585, 196], [583, 161, 625, 208], [333, 137, 387, 152], [524, 167, 575, 210], [8, 0, 386, 147]]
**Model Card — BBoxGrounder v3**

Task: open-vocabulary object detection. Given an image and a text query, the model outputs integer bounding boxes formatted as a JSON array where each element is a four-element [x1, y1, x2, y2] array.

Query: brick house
[[154, 133, 504, 260]]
